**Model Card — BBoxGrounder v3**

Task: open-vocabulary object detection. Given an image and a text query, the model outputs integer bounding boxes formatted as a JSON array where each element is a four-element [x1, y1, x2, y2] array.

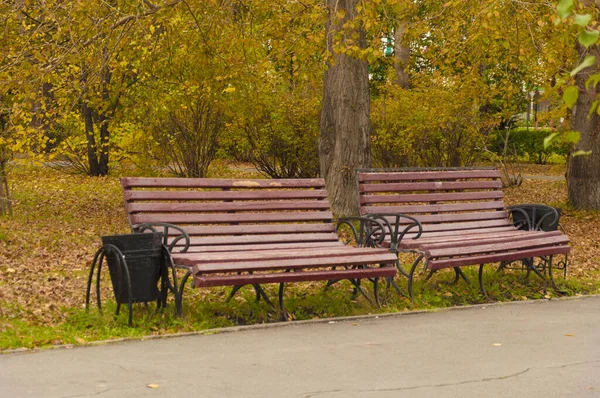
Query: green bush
[[490, 127, 570, 164], [371, 86, 490, 167], [223, 92, 320, 178]]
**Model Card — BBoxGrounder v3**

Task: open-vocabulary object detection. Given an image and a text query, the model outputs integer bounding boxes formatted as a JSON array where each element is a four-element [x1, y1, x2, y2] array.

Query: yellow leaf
[[147, 384, 159, 389], [222, 87, 235, 93]]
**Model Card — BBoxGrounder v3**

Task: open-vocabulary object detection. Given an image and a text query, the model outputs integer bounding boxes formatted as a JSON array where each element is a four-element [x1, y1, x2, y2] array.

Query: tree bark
[[567, 1, 600, 209], [319, 0, 371, 216], [394, 19, 410, 89]]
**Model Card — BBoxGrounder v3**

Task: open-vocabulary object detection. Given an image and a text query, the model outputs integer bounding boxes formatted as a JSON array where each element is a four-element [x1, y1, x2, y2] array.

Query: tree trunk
[[394, 19, 410, 89], [319, 0, 371, 216], [567, 1, 600, 209]]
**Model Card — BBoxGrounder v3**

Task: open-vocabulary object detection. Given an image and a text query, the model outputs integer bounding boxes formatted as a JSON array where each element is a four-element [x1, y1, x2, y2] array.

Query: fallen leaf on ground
[[147, 384, 159, 389]]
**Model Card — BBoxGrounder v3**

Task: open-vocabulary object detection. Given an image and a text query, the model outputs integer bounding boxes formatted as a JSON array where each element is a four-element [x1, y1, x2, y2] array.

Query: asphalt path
[[1, 296, 599, 398]]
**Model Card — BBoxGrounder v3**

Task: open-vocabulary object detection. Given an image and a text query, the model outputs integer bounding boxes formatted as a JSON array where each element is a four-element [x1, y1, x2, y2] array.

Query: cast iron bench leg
[[407, 254, 425, 302]]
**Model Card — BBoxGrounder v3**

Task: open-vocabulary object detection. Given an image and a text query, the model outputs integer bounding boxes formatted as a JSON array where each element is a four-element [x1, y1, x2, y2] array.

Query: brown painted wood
[[122, 177, 326, 189], [182, 241, 346, 253], [360, 201, 504, 215], [175, 224, 337, 236], [194, 267, 396, 287], [131, 211, 334, 225], [360, 190, 504, 204], [399, 230, 551, 249], [124, 189, 329, 202], [178, 252, 398, 273], [179, 233, 341, 247], [360, 180, 503, 193], [358, 169, 502, 182], [401, 226, 517, 240], [425, 235, 570, 258], [368, 211, 509, 225], [182, 246, 388, 263], [128, 200, 331, 213], [427, 245, 571, 270], [420, 231, 562, 251]]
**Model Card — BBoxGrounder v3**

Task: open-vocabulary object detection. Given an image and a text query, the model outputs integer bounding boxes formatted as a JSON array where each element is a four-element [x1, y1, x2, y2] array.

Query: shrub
[[371, 86, 490, 168], [489, 127, 570, 164], [150, 97, 224, 178], [226, 92, 320, 179]]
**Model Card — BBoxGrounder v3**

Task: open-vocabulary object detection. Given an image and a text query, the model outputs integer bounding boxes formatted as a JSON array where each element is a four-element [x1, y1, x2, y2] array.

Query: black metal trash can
[[101, 232, 164, 304]]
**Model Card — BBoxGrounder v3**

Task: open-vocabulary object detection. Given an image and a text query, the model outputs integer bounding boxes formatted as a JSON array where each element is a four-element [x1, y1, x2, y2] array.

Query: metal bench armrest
[[364, 213, 423, 251], [506, 204, 560, 232], [336, 216, 388, 247], [133, 222, 190, 253]]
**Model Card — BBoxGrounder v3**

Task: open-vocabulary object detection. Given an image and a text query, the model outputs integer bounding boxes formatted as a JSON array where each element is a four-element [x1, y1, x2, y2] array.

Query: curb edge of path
[[3, 294, 599, 356]]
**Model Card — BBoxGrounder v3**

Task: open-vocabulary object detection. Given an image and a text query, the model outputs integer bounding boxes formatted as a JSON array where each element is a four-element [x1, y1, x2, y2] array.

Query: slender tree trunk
[[567, 0, 600, 209], [394, 19, 410, 89], [319, 0, 370, 216], [81, 101, 102, 176]]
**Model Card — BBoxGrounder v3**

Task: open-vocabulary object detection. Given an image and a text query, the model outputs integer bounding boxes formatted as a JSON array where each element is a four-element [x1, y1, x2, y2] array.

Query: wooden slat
[[427, 246, 571, 270], [399, 230, 551, 249], [176, 223, 336, 236], [412, 219, 514, 233], [124, 190, 329, 202], [128, 200, 331, 213], [180, 233, 341, 247], [358, 169, 502, 182], [360, 180, 503, 193], [130, 211, 334, 225], [368, 211, 509, 225], [182, 246, 386, 263], [401, 226, 517, 241], [425, 235, 570, 258], [179, 252, 397, 272], [122, 177, 326, 189], [194, 267, 397, 287], [182, 241, 346, 253], [360, 190, 504, 204], [361, 201, 504, 215], [420, 231, 562, 251]]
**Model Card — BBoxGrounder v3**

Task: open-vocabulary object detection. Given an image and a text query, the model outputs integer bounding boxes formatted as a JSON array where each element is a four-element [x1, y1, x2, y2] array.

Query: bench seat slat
[[179, 233, 342, 247], [360, 180, 503, 193], [180, 252, 398, 273], [358, 170, 502, 182], [129, 201, 331, 213], [182, 241, 346, 253], [122, 177, 326, 189], [180, 247, 387, 263], [401, 226, 517, 240], [398, 230, 553, 249], [425, 235, 570, 258], [376, 211, 510, 225], [124, 190, 329, 201], [194, 267, 397, 287], [131, 211, 334, 225], [419, 231, 562, 251], [170, 223, 336, 236], [427, 245, 571, 270], [361, 201, 504, 215], [361, 190, 504, 204]]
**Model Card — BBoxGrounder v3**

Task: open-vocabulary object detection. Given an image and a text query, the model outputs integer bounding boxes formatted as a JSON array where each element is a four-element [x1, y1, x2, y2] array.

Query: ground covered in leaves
[[0, 162, 599, 350]]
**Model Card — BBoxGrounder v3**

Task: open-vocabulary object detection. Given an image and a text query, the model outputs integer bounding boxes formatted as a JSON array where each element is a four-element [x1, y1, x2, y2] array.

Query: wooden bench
[[356, 167, 570, 300], [120, 177, 398, 318]]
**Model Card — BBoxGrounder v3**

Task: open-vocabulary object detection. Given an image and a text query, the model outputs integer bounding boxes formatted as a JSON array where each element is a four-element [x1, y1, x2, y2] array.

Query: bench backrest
[[121, 177, 339, 252], [357, 168, 514, 235]]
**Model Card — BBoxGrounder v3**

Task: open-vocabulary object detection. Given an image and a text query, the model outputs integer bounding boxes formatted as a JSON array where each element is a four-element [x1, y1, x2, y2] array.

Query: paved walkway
[[1, 297, 599, 398]]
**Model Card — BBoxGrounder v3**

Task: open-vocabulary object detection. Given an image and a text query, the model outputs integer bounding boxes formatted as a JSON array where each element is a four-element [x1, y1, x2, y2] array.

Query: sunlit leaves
[[563, 86, 579, 108], [579, 30, 599, 48], [557, 0, 574, 20], [574, 14, 592, 27], [571, 55, 596, 77]]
